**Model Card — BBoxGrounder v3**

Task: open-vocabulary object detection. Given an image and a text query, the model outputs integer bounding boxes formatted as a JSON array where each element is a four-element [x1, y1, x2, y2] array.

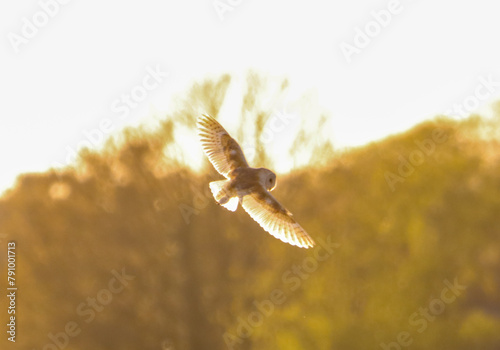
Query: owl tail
[[209, 180, 239, 212]]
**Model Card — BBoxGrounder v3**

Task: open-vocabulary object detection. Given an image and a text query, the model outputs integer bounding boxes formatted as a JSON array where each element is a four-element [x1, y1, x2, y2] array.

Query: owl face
[[258, 168, 277, 191]]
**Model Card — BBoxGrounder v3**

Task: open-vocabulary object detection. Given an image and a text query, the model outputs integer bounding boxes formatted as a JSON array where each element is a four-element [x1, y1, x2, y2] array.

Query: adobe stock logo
[[384, 128, 448, 192], [33, 268, 134, 350], [213, 0, 243, 21], [223, 236, 339, 349], [444, 75, 500, 119], [380, 278, 466, 350], [51, 64, 169, 173], [7, 0, 72, 54], [339, 0, 407, 64], [239, 110, 295, 163]]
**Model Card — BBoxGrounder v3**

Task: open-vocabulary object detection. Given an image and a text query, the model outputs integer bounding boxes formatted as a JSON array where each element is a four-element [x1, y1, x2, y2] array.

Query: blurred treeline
[[1, 74, 500, 350]]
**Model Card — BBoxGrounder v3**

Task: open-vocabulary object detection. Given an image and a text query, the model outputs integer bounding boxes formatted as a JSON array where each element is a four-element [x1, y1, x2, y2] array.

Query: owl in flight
[[197, 115, 315, 248]]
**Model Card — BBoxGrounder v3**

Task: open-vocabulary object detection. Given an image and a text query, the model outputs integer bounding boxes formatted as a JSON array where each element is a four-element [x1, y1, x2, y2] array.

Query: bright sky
[[2, 0, 500, 195]]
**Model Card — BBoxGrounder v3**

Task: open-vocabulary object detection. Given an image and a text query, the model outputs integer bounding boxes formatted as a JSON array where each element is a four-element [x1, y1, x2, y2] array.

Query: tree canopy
[[1, 74, 499, 350]]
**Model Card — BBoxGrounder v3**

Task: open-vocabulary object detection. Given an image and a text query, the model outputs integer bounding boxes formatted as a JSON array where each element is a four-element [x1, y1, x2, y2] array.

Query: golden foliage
[[1, 74, 499, 349]]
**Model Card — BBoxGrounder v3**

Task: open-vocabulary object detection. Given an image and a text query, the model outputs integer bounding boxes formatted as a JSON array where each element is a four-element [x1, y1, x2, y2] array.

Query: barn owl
[[197, 114, 315, 248]]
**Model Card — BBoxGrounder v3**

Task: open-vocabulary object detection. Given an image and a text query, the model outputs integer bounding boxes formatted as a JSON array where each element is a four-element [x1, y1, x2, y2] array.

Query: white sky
[[1, 0, 500, 194]]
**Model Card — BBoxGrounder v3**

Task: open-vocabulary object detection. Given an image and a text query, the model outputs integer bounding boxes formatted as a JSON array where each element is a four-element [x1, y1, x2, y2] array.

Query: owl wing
[[242, 188, 315, 248], [197, 115, 249, 178]]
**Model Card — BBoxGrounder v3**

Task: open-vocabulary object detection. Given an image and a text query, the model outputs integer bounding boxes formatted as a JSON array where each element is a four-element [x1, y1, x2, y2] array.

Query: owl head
[[258, 168, 277, 191]]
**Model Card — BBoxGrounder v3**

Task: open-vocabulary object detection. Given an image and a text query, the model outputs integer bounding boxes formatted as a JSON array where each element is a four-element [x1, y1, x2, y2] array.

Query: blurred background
[[1, 1, 500, 349], [1, 75, 500, 349]]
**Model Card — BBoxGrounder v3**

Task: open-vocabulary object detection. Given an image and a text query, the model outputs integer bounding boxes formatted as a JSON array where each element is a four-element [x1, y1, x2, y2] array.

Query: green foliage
[[1, 74, 499, 350]]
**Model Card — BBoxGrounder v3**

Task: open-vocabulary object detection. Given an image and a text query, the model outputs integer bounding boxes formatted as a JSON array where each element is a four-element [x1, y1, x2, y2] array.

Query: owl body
[[211, 167, 272, 206], [230, 167, 275, 192]]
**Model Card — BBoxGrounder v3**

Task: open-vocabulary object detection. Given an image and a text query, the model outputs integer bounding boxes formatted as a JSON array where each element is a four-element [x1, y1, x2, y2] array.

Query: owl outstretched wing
[[242, 188, 315, 248], [197, 115, 249, 178]]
